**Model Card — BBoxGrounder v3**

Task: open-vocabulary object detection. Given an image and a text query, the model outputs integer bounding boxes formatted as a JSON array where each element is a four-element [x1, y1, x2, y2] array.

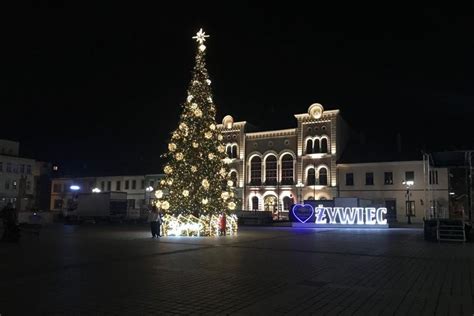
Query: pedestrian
[[148, 205, 160, 238], [157, 210, 163, 237], [219, 212, 227, 236], [1, 203, 19, 242]]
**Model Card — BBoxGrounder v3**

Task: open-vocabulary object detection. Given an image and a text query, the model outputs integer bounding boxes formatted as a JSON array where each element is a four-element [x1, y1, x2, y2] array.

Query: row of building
[[2, 103, 471, 224]]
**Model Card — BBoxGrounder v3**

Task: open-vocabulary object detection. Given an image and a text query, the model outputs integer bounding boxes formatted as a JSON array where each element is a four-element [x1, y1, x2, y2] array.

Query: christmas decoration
[[156, 29, 237, 236]]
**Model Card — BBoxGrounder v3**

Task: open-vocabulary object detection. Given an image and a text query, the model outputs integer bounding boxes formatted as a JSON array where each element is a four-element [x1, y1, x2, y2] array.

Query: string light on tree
[[156, 28, 237, 237]]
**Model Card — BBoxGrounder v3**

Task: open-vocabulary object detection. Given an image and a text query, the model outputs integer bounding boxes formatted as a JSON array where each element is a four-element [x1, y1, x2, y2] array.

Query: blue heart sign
[[292, 204, 315, 223]]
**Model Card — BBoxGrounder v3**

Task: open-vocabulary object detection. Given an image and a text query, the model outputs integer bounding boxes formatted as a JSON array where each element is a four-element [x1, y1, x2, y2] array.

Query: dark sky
[[2, 3, 474, 175]]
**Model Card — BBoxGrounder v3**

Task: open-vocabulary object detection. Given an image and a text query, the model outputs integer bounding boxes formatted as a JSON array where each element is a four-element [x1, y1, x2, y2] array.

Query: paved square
[[1, 224, 473, 315]]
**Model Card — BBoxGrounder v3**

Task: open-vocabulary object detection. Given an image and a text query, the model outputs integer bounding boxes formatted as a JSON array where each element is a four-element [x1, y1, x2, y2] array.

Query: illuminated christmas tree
[[155, 29, 236, 218]]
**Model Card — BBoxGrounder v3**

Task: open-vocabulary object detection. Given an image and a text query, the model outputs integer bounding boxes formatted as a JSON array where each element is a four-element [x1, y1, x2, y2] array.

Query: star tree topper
[[193, 28, 210, 51]]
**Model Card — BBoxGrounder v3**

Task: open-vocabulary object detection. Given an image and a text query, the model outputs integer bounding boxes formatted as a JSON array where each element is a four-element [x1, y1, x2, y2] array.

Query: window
[[281, 154, 294, 185], [321, 138, 328, 153], [314, 139, 320, 153], [226, 145, 232, 158], [20, 164, 25, 174], [125, 180, 130, 190], [150, 180, 155, 188], [384, 172, 393, 185], [26, 165, 32, 174], [306, 139, 313, 154], [6, 163, 11, 172], [12, 181, 17, 189], [232, 145, 238, 158], [127, 199, 135, 209], [346, 173, 354, 186], [12, 164, 18, 173], [283, 196, 293, 211], [429, 170, 439, 185], [132, 180, 137, 190], [365, 172, 374, 185], [107, 181, 111, 191], [307, 168, 316, 185], [5, 180, 9, 190], [252, 196, 259, 210], [116, 181, 121, 191], [54, 199, 63, 209], [319, 167, 328, 186], [141, 180, 145, 189], [250, 156, 262, 185], [265, 155, 277, 185], [230, 171, 238, 187], [101, 181, 105, 191], [405, 171, 415, 182], [53, 183, 62, 193]]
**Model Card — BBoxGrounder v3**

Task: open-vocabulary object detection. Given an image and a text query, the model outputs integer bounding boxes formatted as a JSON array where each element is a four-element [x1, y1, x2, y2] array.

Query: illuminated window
[[265, 156, 277, 185], [319, 167, 328, 186], [250, 156, 262, 185], [281, 154, 294, 185], [384, 172, 393, 185]]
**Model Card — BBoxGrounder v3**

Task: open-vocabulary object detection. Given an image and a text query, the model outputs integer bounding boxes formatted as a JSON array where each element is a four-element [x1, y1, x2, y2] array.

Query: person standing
[[148, 206, 160, 238], [219, 212, 227, 236], [157, 210, 163, 237]]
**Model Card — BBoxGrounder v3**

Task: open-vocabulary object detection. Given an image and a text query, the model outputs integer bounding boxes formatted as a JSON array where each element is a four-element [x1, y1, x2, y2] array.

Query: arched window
[[265, 155, 277, 185], [230, 171, 238, 187], [281, 154, 294, 185], [319, 167, 328, 186], [306, 139, 313, 154], [250, 156, 262, 185], [252, 196, 259, 210], [321, 138, 328, 153], [231, 144, 238, 158], [226, 145, 232, 158], [307, 168, 316, 185], [314, 138, 320, 153], [283, 196, 293, 211]]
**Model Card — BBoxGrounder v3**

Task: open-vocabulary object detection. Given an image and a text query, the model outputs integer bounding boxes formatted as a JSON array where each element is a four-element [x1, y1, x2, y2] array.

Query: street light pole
[[403, 180, 414, 224]]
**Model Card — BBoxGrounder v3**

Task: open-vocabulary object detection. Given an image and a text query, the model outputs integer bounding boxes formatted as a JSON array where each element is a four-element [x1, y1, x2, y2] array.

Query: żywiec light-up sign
[[292, 204, 387, 225]]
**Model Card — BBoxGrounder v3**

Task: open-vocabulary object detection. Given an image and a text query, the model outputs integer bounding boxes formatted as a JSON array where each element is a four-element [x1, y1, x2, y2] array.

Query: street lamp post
[[145, 186, 154, 208], [296, 182, 305, 204], [403, 180, 414, 224]]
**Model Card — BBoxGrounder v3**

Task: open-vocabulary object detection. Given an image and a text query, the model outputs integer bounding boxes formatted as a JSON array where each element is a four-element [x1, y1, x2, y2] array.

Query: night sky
[[2, 3, 473, 176]]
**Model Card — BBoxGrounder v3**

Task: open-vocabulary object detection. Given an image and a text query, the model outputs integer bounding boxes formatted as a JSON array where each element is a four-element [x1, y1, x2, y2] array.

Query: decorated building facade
[[218, 103, 449, 223], [217, 103, 350, 217]]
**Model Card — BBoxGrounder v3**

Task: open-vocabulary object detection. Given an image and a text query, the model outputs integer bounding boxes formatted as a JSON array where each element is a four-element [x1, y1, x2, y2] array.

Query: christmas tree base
[[162, 214, 238, 237]]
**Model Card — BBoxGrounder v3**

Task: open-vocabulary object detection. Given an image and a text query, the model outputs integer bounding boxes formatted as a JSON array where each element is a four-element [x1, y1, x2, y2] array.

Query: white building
[[50, 174, 164, 212], [337, 161, 448, 223], [217, 103, 448, 223], [0, 139, 51, 210]]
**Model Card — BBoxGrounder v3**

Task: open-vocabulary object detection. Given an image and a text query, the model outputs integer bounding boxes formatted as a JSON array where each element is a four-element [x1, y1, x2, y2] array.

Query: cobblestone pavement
[[1, 224, 474, 315]]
